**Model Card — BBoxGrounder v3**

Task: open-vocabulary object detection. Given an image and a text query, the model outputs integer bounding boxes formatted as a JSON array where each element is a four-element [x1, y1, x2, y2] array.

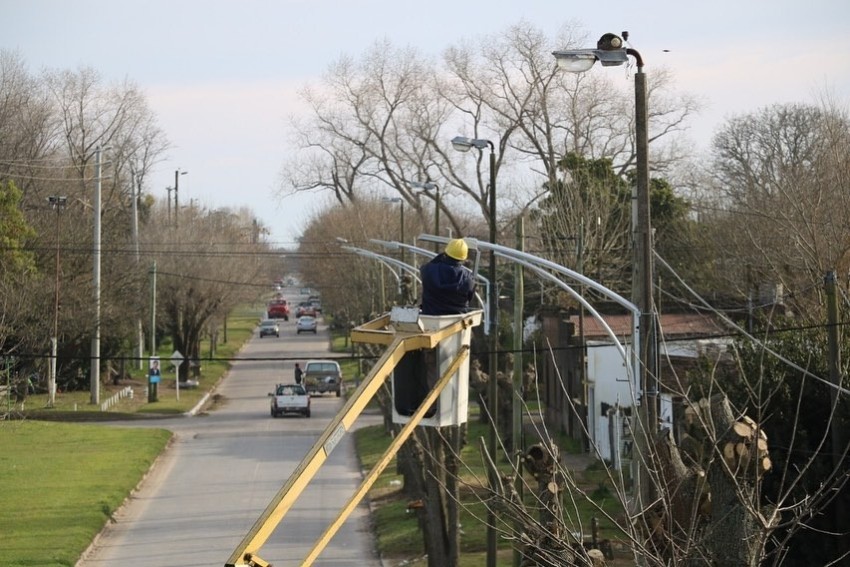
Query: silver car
[[296, 316, 318, 334], [259, 320, 280, 338]]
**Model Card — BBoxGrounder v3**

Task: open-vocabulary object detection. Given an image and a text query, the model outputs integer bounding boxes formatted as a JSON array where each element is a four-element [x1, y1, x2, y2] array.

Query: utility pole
[[512, 215, 525, 567], [132, 169, 143, 369], [47, 195, 67, 407], [174, 170, 187, 229], [824, 271, 849, 564], [90, 146, 102, 405], [166, 186, 173, 225], [149, 261, 157, 402]]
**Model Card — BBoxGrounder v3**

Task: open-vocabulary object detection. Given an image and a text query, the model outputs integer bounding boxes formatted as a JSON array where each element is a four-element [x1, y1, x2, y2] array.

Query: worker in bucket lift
[[419, 238, 476, 315]]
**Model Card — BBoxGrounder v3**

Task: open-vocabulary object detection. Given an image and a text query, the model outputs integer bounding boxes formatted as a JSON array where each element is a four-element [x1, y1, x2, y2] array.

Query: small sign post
[[148, 356, 161, 402], [171, 350, 184, 401]]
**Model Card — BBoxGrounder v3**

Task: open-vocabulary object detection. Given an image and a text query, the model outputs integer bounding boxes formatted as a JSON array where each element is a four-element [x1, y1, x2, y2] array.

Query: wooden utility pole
[[824, 272, 849, 565]]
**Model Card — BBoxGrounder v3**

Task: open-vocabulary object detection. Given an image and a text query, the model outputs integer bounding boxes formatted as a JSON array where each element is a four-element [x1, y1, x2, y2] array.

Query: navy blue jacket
[[420, 253, 475, 315]]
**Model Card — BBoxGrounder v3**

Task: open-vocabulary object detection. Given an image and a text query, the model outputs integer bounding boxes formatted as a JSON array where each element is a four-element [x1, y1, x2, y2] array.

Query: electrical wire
[[655, 252, 850, 398]]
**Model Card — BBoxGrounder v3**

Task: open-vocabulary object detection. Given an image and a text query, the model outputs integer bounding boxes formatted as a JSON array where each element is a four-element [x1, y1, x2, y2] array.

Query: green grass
[[0, 421, 171, 567]]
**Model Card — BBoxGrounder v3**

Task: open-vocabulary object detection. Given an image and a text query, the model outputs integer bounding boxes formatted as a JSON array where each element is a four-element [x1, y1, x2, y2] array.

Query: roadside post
[[171, 350, 184, 401], [148, 356, 160, 402]]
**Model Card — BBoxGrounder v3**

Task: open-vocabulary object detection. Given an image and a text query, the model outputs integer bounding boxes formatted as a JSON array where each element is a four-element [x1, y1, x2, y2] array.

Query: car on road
[[303, 359, 342, 397], [295, 302, 317, 318], [267, 299, 290, 321], [259, 320, 280, 338], [269, 383, 310, 417], [296, 315, 318, 334]]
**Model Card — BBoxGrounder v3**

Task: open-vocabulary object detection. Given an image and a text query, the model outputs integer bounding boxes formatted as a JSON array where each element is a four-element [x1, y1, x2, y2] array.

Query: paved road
[[78, 303, 382, 567]]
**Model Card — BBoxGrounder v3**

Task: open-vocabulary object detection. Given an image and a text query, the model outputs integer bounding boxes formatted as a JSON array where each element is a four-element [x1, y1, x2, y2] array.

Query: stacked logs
[[723, 415, 771, 477]]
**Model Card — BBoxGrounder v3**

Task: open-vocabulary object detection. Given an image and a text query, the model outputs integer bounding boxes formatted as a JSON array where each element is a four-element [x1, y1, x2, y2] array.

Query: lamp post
[[165, 186, 173, 225], [174, 170, 187, 229], [381, 197, 406, 265], [47, 195, 67, 407], [452, 134, 498, 567], [410, 181, 440, 251], [554, 32, 656, 504]]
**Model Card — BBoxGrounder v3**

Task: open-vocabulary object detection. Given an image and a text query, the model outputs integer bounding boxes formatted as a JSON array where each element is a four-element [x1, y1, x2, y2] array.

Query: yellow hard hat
[[445, 238, 468, 261]]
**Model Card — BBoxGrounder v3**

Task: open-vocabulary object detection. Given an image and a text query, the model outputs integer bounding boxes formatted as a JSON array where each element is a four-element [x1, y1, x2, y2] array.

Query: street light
[[554, 31, 656, 503], [452, 134, 498, 567], [381, 197, 406, 265], [174, 169, 188, 229], [47, 195, 67, 407], [410, 181, 440, 250], [165, 186, 173, 225]]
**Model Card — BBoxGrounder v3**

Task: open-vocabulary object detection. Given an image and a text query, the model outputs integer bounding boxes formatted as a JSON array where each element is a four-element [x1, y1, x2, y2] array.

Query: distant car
[[295, 303, 317, 318], [303, 360, 342, 397], [259, 320, 280, 338], [296, 315, 318, 334]]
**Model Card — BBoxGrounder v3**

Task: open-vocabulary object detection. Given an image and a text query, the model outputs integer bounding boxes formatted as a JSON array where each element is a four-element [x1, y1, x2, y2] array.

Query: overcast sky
[[5, 0, 849, 247]]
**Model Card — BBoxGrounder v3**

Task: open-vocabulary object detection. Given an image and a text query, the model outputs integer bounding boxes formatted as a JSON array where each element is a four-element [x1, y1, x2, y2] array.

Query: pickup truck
[[267, 299, 290, 321], [269, 383, 310, 417], [303, 360, 342, 397]]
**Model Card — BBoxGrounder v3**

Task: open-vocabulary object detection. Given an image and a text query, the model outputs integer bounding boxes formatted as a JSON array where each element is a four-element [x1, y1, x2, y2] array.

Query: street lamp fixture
[[553, 31, 656, 505], [452, 133, 498, 567]]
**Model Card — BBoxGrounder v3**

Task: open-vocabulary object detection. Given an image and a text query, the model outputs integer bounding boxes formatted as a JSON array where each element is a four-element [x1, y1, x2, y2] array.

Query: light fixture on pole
[[554, 31, 656, 503], [47, 195, 67, 408], [410, 181, 440, 250], [452, 134, 498, 567]]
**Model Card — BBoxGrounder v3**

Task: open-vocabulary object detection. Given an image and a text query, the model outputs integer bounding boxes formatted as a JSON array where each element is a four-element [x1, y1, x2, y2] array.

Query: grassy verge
[[20, 305, 263, 420], [0, 421, 171, 567]]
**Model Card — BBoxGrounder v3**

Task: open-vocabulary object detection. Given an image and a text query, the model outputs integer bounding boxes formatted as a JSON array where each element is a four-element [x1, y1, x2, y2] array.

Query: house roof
[[570, 313, 729, 340]]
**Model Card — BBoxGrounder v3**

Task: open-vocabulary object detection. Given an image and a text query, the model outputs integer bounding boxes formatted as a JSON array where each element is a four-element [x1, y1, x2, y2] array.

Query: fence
[[100, 386, 134, 411]]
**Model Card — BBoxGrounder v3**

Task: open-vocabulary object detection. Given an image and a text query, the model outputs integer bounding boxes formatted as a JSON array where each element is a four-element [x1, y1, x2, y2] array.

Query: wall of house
[[586, 341, 637, 461]]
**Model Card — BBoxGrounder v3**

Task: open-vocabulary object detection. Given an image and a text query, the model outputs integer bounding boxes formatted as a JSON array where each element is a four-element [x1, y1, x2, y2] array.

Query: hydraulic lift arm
[[225, 311, 480, 567]]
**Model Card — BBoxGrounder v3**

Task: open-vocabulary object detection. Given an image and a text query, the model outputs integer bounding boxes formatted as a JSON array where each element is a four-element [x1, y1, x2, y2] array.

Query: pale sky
[[4, 0, 849, 247]]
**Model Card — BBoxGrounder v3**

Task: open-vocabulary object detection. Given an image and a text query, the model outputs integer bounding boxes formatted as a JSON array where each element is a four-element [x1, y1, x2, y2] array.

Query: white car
[[296, 315, 318, 334]]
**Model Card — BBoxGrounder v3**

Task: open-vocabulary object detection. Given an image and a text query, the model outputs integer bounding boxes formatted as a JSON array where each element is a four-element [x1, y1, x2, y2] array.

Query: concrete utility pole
[[512, 215, 525, 567], [90, 147, 103, 405], [132, 169, 143, 369], [47, 195, 67, 407]]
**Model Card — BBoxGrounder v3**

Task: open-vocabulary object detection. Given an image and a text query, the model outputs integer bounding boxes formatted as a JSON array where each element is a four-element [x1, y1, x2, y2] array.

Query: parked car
[[268, 383, 310, 417], [296, 315, 318, 334], [303, 360, 342, 396], [259, 320, 280, 338]]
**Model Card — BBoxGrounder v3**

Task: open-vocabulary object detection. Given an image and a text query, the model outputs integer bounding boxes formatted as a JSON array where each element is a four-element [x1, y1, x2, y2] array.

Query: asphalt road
[[77, 305, 382, 567]]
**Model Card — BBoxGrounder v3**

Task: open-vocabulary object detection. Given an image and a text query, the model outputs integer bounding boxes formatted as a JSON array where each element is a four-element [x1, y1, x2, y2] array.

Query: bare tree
[[705, 100, 850, 313]]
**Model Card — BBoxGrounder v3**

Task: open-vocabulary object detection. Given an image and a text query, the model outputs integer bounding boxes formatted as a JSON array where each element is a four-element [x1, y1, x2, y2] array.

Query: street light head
[[451, 136, 474, 153], [552, 50, 598, 73], [381, 197, 402, 204], [452, 136, 491, 152], [409, 181, 436, 191]]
